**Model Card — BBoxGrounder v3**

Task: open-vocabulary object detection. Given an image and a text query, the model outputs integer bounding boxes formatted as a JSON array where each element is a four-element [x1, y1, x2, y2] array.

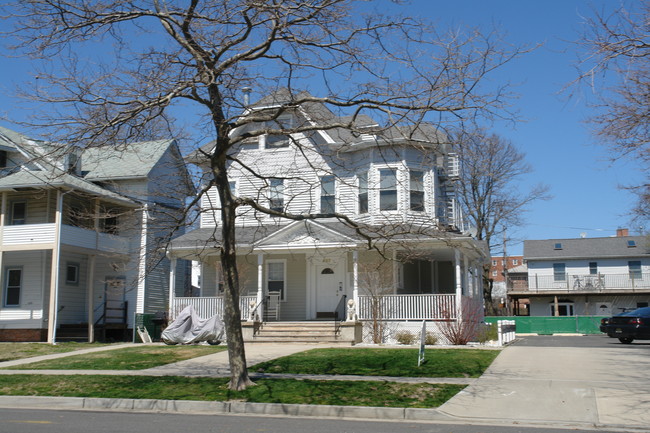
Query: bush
[[395, 330, 416, 345], [477, 323, 498, 343], [424, 332, 438, 346]]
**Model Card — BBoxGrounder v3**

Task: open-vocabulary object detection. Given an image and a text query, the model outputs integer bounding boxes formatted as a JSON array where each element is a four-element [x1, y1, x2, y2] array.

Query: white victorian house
[[0, 126, 193, 342], [167, 90, 487, 343]]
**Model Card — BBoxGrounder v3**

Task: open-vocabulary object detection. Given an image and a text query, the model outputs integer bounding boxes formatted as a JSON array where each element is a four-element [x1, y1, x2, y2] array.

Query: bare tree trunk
[[214, 158, 254, 391]]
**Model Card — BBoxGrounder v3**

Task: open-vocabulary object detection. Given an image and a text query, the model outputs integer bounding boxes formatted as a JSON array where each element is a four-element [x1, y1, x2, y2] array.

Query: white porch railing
[[357, 294, 457, 320], [171, 295, 256, 320]]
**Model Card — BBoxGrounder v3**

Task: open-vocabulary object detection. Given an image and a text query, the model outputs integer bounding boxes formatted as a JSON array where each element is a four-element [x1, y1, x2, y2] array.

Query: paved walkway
[[438, 339, 650, 430], [2, 338, 650, 431]]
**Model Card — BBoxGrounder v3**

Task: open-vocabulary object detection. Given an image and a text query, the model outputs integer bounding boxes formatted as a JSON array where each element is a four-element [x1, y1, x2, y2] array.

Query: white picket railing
[[171, 295, 257, 320], [357, 294, 457, 320]]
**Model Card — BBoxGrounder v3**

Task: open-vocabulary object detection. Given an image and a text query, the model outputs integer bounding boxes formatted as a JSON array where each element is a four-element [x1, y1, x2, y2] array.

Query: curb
[[0, 395, 454, 422]]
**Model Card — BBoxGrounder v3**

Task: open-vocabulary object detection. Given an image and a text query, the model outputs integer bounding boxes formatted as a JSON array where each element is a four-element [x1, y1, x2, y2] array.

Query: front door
[[104, 277, 126, 324], [315, 258, 345, 317]]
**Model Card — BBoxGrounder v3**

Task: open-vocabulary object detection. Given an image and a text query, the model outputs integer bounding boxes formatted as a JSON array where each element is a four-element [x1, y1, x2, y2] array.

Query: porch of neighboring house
[[507, 272, 650, 317], [0, 189, 137, 342]]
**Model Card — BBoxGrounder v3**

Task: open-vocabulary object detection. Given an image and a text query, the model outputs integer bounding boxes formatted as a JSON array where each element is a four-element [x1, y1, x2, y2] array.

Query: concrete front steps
[[250, 321, 352, 344]]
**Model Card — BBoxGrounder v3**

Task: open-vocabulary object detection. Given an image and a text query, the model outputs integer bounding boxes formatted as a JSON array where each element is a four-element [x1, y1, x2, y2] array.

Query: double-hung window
[[358, 172, 368, 214], [4, 268, 22, 307], [553, 263, 566, 282], [267, 261, 286, 300], [409, 170, 425, 211], [269, 179, 284, 213], [379, 168, 397, 211], [320, 175, 336, 214], [10, 202, 26, 225], [589, 262, 598, 275], [629, 261, 642, 279]]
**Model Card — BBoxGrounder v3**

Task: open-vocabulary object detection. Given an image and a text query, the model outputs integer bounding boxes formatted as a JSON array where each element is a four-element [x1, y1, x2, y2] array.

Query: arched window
[[321, 268, 334, 275]]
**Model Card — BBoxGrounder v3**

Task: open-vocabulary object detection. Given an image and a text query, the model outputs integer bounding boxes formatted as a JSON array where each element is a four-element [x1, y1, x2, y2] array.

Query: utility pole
[[502, 229, 509, 315]]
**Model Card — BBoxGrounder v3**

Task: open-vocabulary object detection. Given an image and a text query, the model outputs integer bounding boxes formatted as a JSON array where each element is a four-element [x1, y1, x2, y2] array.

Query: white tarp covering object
[[161, 305, 225, 345]]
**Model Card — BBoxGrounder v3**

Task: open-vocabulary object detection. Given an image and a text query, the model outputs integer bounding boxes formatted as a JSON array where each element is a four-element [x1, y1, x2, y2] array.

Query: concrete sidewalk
[[2, 339, 650, 431]]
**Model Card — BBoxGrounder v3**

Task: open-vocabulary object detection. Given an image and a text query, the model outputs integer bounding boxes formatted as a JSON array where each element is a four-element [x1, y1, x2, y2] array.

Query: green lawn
[[4, 345, 227, 370], [0, 375, 464, 408], [251, 348, 500, 378], [0, 342, 111, 363]]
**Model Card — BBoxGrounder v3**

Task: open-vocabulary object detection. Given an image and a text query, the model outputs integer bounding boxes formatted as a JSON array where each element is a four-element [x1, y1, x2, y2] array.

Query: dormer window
[[264, 114, 293, 149]]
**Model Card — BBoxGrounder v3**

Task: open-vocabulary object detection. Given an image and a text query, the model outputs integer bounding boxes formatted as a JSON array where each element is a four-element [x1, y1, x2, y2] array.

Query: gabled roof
[[81, 139, 177, 180], [188, 89, 451, 163], [524, 236, 650, 260]]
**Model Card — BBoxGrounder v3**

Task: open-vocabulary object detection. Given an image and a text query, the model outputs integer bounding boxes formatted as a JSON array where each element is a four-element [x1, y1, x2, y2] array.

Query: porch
[[507, 272, 650, 295], [169, 293, 458, 321]]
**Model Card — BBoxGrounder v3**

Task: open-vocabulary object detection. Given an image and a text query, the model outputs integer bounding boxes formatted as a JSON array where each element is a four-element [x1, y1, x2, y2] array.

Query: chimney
[[616, 228, 629, 237], [242, 87, 252, 106]]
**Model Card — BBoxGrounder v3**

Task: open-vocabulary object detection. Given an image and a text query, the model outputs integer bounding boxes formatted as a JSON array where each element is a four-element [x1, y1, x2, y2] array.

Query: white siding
[[0, 250, 48, 328]]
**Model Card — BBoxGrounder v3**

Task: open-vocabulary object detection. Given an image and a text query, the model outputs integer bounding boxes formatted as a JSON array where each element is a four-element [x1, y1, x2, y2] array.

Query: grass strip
[[0, 375, 463, 408], [0, 343, 111, 363], [252, 348, 499, 378], [4, 345, 227, 370]]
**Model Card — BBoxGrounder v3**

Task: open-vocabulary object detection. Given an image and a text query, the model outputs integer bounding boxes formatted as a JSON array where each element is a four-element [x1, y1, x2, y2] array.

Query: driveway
[[438, 334, 650, 430]]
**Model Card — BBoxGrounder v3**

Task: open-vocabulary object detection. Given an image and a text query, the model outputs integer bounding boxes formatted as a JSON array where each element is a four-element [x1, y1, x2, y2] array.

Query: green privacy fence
[[484, 316, 608, 335]]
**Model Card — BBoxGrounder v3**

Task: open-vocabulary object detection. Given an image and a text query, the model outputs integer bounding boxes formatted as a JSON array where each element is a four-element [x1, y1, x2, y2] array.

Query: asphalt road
[[512, 333, 650, 349], [0, 408, 615, 433]]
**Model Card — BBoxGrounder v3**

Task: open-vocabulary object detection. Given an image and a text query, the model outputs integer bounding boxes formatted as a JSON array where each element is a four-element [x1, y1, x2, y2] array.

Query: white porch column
[[168, 257, 177, 320], [47, 190, 63, 344], [87, 254, 96, 343], [463, 255, 470, 297], [136, 204, 148, 314], [254, 253, 264, 321], [454, 250, 463, 322], [0, 193, 6, 303], [352, 250, 359, 321]]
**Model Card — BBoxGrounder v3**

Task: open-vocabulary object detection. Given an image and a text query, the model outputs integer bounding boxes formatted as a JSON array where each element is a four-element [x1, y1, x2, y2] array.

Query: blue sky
[[0, 0, 644, 255]]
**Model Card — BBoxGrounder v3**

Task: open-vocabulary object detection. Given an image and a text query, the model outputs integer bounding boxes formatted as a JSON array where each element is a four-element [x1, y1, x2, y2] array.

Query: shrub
[[395, 330, 416, 345], [424, 332, 438, 346], [477, 323, 498, 343]]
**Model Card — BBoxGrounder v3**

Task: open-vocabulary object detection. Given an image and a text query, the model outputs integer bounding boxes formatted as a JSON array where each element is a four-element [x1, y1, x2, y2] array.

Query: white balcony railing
[[2, 223, 129, 253], [358, 294, 457, 320], [508, 273, 650, 292], [2, 223, 56, 245]]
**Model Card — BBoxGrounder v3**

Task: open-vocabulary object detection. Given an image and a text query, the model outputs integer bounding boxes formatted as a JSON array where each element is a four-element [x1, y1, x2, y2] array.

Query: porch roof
[[168, 219, 488, 260], [0, 170, 138, 206]]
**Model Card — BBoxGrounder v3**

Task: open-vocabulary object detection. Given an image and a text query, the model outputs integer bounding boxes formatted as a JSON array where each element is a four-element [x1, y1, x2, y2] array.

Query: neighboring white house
[[167, 90, 488, 343], [0, 126, 193, 342], [509, 229, 650, 317]]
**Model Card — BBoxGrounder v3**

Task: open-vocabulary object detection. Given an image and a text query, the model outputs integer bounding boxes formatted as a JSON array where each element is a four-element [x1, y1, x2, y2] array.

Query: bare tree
[[2, 0, 522, 389], [575, 2, 650, 225], [453, 128, 550, 313]]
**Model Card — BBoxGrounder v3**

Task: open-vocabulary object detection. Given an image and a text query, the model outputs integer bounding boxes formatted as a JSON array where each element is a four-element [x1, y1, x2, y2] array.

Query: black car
[[601, 307, 650, 344]]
